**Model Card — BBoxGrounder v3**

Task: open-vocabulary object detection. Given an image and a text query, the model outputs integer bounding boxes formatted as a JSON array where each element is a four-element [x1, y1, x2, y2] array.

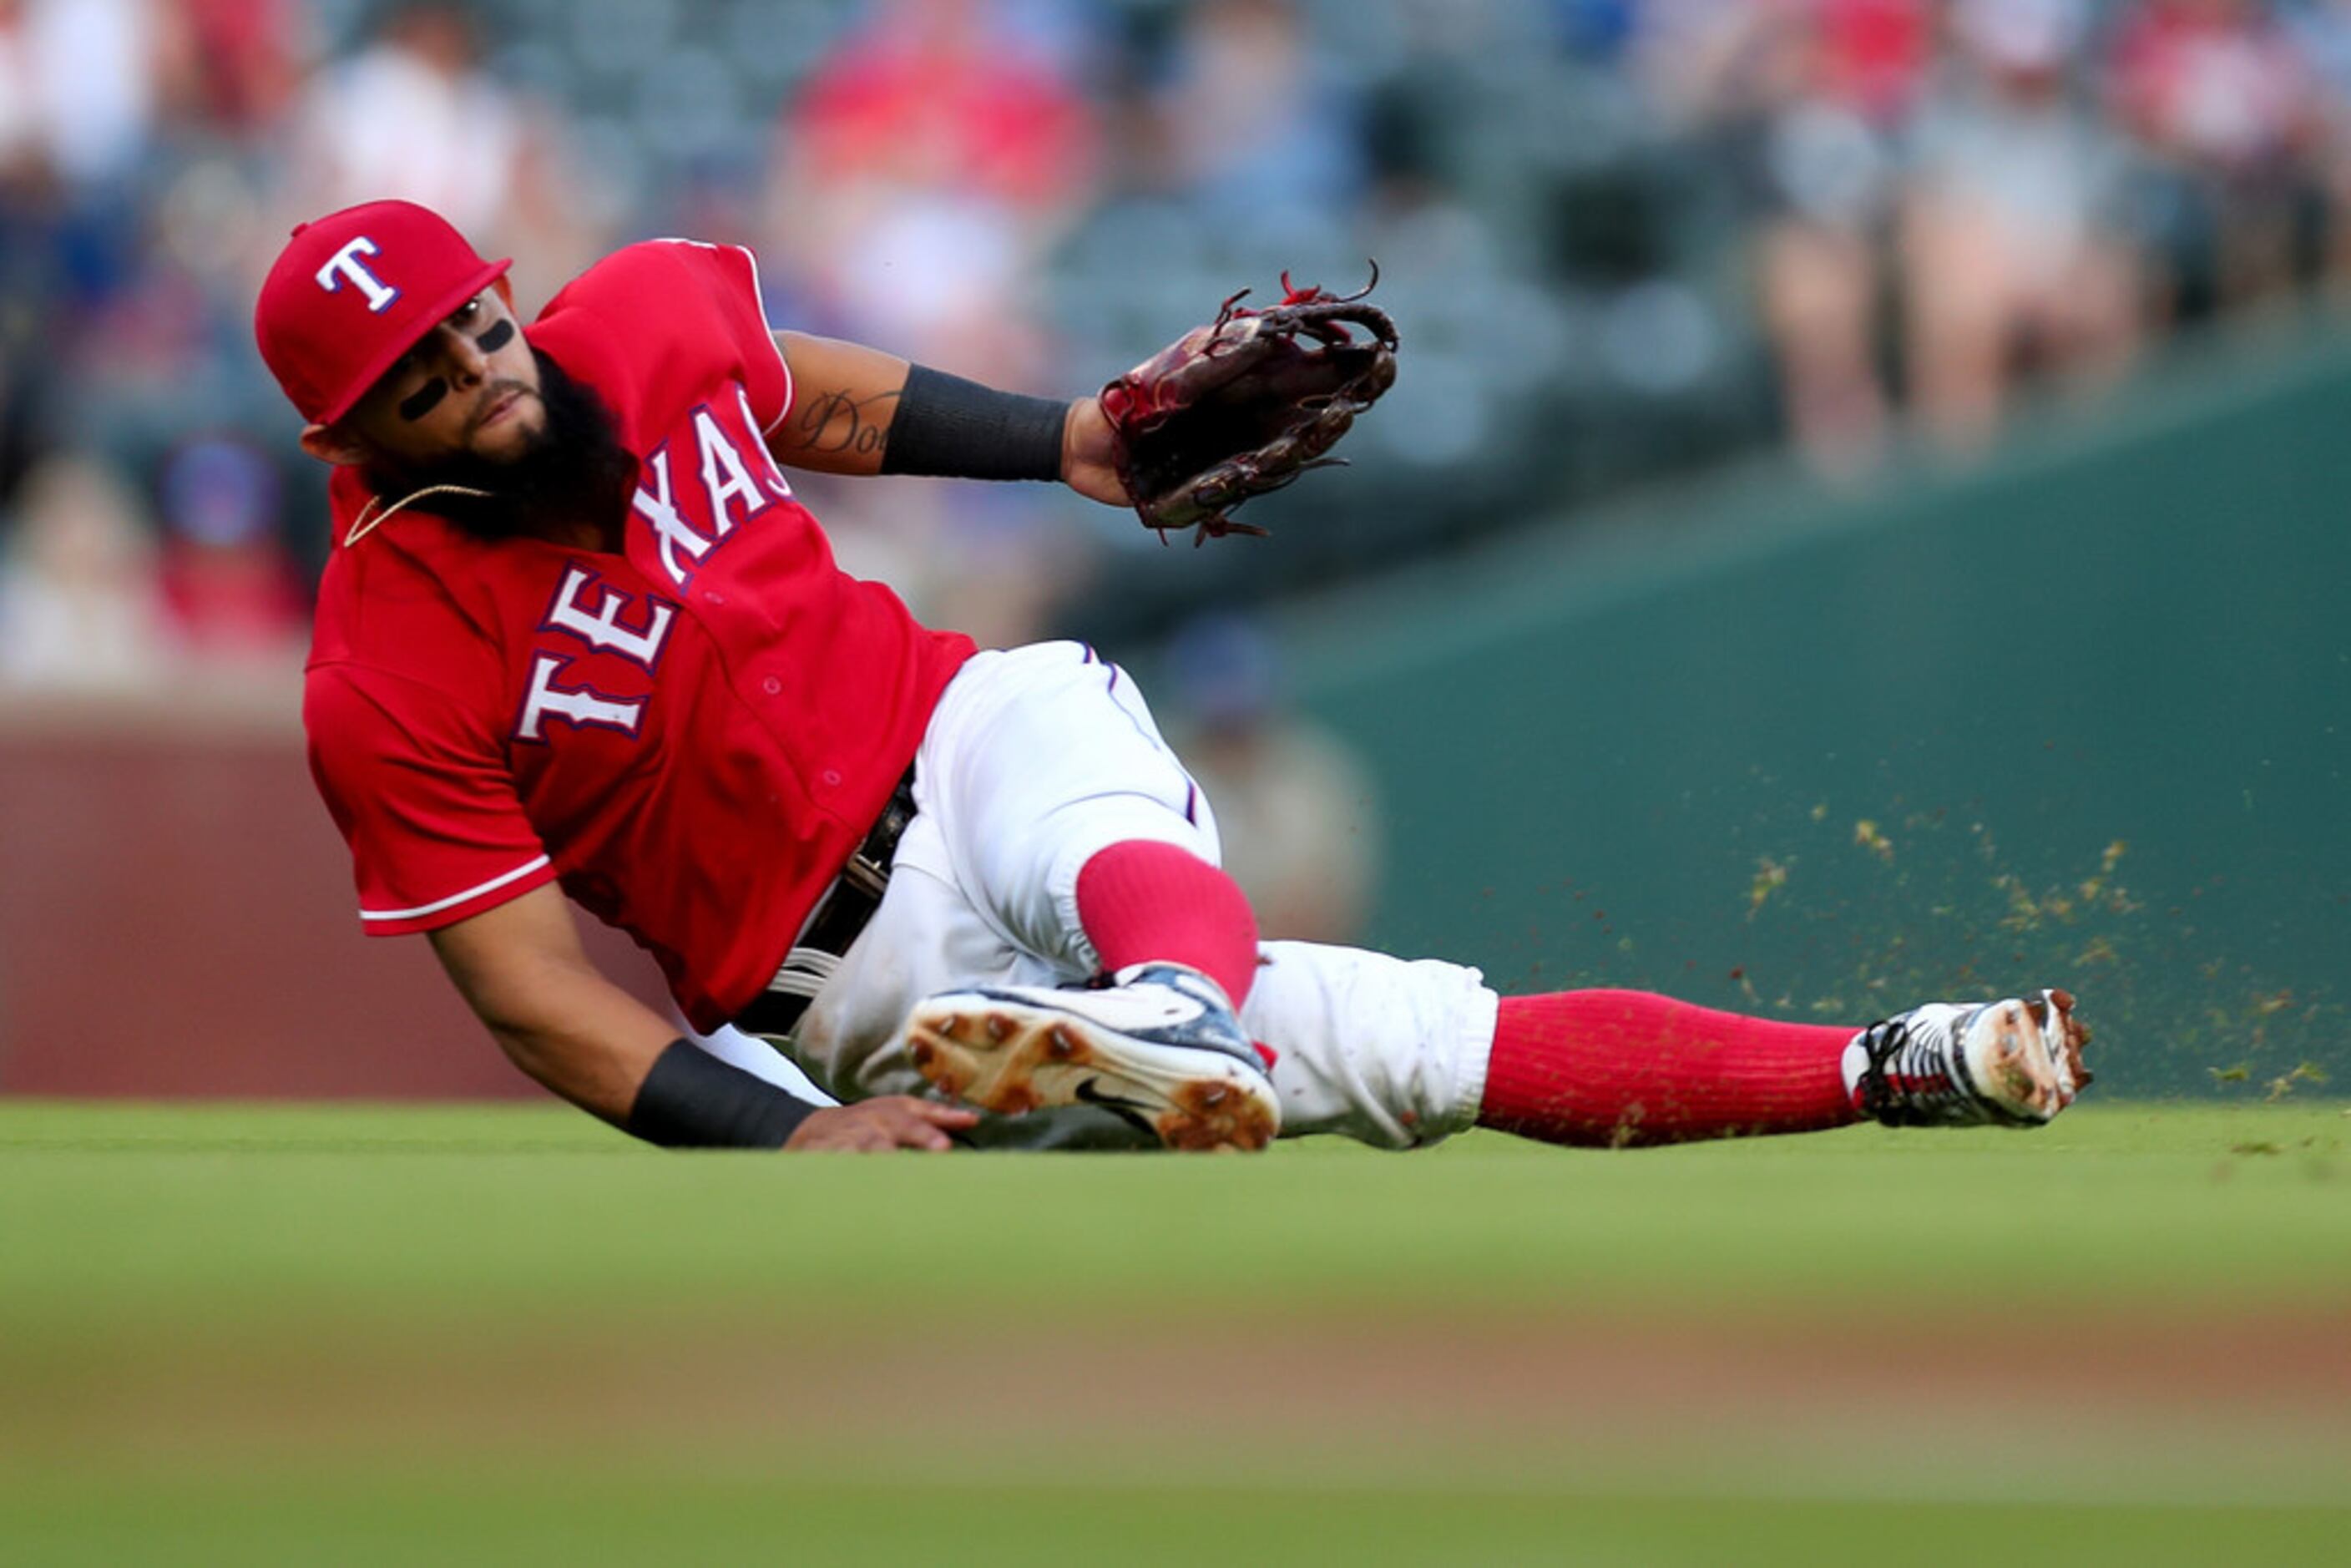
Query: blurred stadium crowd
[[3, 0, 2347, 691]]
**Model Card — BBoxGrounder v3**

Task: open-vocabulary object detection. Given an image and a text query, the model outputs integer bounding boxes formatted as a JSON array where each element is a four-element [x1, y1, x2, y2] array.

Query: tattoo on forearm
[[790, 387, 900, 458]]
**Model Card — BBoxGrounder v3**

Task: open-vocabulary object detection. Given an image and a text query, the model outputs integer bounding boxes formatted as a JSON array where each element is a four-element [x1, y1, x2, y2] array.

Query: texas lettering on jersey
[[304, 239, 974, 1031], [515, 382, 790, 747], [517, 567, 669, 744], [634, 384, 796, 588]]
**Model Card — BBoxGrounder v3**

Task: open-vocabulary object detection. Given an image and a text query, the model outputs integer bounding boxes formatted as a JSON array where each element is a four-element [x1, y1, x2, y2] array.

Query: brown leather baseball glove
[[1099, 268, 1398, 545]]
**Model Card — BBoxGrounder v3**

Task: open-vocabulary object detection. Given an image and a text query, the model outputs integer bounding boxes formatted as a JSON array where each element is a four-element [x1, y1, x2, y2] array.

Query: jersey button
[[822, 769, 842, 788], [761, 675, 781, 695]]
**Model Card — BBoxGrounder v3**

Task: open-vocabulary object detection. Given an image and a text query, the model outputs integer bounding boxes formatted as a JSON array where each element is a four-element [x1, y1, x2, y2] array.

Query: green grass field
[[3, 1100, 2346, 1565]]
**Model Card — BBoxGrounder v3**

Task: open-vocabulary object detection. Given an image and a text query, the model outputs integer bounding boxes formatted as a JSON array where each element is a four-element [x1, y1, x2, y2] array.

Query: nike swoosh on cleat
[[1073, 1077, 1160, 1137]]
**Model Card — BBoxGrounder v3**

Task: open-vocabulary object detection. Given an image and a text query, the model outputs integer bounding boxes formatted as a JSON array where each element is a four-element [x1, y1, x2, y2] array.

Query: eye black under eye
[[398, 377, 450, 421], [475, 318, 516, 352]]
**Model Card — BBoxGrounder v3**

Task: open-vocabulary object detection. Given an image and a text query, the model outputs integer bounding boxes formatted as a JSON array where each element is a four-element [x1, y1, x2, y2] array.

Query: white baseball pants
[[715, 640, 1497, 1149]]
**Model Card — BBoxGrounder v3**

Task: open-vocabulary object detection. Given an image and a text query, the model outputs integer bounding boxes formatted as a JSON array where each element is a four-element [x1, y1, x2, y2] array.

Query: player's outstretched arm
[[766, 330, 1123, 503], [766, 331, 912, 477], [426, 884, 971, 1151]]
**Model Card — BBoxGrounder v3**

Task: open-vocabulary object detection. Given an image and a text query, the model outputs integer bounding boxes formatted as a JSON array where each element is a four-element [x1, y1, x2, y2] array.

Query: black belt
[[731, 766, 918, 1040]]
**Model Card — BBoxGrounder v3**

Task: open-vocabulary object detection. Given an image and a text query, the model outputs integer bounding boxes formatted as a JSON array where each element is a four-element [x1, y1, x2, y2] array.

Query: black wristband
[[878, 363, 1067, 482], [624, 1038, 822, 1149]]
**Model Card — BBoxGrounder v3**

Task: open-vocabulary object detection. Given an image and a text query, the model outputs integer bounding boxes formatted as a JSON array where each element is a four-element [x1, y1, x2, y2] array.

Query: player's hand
[[783, 1097, 978, 1151], [1060, 396, 1130, 507]]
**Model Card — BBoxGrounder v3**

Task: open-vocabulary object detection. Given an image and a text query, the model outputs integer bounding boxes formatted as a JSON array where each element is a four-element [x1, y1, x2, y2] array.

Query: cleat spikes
[[902, 964, 1280, 1152]]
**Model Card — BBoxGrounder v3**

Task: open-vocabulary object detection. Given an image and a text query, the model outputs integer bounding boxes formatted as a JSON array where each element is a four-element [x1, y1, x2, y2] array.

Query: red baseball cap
[[254, 200, 513, 427]]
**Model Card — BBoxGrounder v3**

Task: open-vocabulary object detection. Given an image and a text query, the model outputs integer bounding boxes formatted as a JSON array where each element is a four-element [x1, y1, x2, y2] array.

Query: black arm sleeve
[[624, 1038, 822, 1149], [877, 363, 1067, 482]]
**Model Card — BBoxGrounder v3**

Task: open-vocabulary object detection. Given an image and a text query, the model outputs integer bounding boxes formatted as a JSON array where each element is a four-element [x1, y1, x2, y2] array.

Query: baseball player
[[256, 200, 2091, 1155]]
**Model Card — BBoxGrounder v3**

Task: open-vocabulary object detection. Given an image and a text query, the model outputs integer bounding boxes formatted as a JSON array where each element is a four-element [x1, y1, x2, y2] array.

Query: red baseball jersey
[[304, 239, 975, 1029]]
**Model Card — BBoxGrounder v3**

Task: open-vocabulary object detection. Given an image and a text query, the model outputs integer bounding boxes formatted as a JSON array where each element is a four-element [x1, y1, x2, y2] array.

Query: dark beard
[[363, 347, 635, 544]]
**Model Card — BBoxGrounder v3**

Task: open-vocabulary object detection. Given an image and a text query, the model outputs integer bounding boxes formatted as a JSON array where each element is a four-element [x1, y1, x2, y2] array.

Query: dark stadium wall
[[1279, 321, 2351, 1099]]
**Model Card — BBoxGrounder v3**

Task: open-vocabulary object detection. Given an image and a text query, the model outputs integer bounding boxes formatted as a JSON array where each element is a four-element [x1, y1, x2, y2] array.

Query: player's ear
[[493, 275, 518, 314], [301, 422, 371, 467]]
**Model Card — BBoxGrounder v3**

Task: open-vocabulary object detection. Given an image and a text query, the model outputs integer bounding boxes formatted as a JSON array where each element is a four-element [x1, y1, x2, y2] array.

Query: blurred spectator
[[284, 3, 514, 229], [2290, 0, 2351, 286], [0, 0, 159, 193], [280, 2, 599, 303], [1647, 0, 1933, 480], [1142, 0, 1365, 228], [2107, 0, 2319, 316], [1898, 0, 2143, 453], [762, 0, 1105, 646], [154, 435, 305, 670], [0, 210, 45, 513], [0, 452, 167, 690], [153, 0, 306, 137], [765, 0, 1098, 373], [1161, 612, 1382, 944], [0, 0, 163, 503]]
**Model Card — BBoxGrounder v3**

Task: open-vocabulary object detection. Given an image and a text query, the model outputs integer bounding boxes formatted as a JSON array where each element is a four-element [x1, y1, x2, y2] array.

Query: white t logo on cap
[[316, 237, 400, 313]]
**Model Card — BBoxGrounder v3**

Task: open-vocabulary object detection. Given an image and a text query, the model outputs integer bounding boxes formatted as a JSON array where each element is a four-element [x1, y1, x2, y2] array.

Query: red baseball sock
[[1074, 840, 1260, 1008], [1478, 989, 1861, 1147]]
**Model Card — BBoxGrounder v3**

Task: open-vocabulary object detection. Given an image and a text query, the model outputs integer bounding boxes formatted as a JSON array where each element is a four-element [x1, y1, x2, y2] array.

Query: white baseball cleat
[[1846, 988, 2093, 1127], [904, 962, 1281, 1152]]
